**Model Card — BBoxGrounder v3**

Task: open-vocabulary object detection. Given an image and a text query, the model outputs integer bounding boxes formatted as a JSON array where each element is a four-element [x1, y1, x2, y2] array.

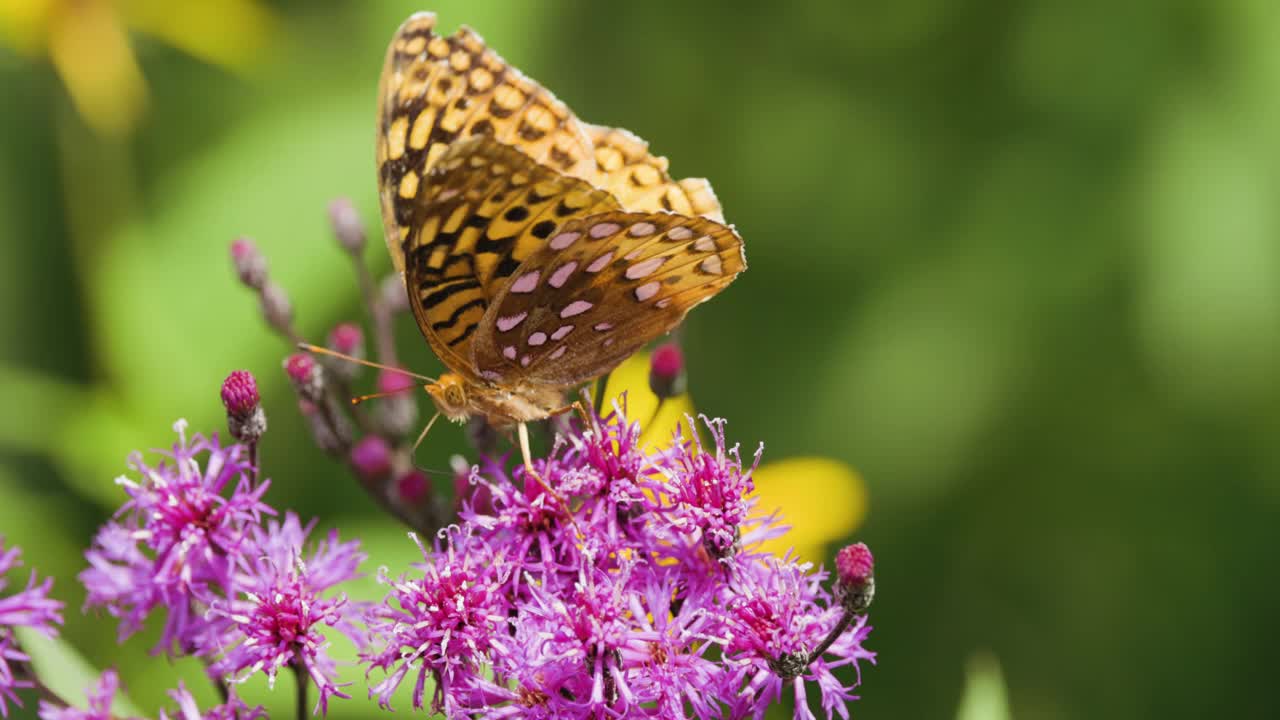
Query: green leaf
[[955, 651, 1013, 720], [14, 626, 144, 718]]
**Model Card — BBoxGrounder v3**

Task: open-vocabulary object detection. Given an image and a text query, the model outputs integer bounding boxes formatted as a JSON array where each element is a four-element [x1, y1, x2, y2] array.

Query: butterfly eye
[[445, 384, 466, 408]]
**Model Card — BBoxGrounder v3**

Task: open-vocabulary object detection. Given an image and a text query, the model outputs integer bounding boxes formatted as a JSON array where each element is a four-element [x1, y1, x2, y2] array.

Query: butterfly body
[[376, 12, 746, 463], [424, 372, 563, 427]]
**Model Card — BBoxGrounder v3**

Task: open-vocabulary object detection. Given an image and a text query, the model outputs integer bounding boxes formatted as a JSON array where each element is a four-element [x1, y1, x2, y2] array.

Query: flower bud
[[350, 435, 392, 480], [395, 469, 431, 506], [326, 323, 365, 381], [328, 198, 366, 255], [380, 273, 409, 314], [834, 542, 875, 614], [284, 353, 324, 403], [649, 343, 687, 399], [375, 369, 419, 437], [220, 370, 266, 443], [260, 281, 293, 332], [230, 237, 268, 290]]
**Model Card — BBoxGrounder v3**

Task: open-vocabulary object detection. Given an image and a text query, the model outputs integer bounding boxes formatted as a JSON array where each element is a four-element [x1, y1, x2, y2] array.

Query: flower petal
[[749, 457, 867, 564]]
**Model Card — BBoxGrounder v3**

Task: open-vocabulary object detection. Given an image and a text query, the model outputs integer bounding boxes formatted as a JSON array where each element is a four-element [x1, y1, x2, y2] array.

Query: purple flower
[[720, 557, 876, 720], [160, 682, 265, 720], [1, 540, 65, 717], [363, 529, 513, 713], [209, 513, 365, 715], [370, 409, 875, 720], [657, 417, 762, 562], [38, 672, 265, 720], [37, 669, 118, 720], [80, 420, 274, 656]]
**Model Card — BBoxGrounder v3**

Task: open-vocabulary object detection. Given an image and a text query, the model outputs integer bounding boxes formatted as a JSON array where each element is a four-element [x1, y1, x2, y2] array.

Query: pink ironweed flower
[[208, 513, 366, 715], [363, 408, 876, 719], [80, 420, 273, 656], [0, 539, 65, 717], [37, 671, 265, 720]]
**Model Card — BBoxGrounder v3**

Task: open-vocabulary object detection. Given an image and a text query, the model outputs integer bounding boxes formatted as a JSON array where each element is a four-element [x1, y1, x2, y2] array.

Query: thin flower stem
[[248, 441, 259, 486], [351, 252, 398, 366], [806, 608, 858, 666], [292, 660, 309, 720]]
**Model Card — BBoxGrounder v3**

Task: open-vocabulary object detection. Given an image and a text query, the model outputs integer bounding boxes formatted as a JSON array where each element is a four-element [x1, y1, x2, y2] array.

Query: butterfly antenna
[[297, 342, 435, 383], [412, 411, 443, 454], [350, 388, 415, 406]]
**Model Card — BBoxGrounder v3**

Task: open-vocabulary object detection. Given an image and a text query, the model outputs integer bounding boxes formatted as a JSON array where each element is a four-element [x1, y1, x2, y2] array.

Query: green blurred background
[[3, 0, 1279, 718]]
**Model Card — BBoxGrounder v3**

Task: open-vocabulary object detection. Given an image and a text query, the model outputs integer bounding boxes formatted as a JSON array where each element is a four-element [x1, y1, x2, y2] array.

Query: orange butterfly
[[364, 13, 746, 483]]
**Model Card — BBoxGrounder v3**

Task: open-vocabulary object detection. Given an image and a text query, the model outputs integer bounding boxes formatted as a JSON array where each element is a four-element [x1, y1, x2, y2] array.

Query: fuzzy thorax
[[425, 373, 564, 426]]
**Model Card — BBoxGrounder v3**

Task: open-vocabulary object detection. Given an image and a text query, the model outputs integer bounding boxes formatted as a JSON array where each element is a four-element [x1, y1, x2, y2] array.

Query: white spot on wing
[[550, 231, 580, 250], [496, 312, 528, 332], [551, 324, 574, 341], [586, 250, 614, 273], [528, 331, 547, 346], [693, 236, 717, 253], [634, 281, 660, 302], [589, 222, 621, 239], [628, 221, 657, 237], [624, 255, 666, 280], [560, 300, 593, 318], [549, 261, 578, 288], [510, 270, 540, 294]]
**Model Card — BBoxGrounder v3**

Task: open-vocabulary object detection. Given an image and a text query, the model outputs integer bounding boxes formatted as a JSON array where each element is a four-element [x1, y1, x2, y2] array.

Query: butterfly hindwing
[[404, 135, 620, 379], [377, 12, 599, 275], [472, 211, 745, 388]]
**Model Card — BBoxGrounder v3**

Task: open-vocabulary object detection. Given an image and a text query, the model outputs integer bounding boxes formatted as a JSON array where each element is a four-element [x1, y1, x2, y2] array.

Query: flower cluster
[[0, 539, 65, 717], [77, 403, 366, 715], [362, 406, 876, 719]]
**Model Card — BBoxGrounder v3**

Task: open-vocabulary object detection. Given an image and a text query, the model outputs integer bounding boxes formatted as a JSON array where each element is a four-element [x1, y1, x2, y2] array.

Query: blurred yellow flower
[[602, 351, 867, 566], [0, 0, 273, 135]]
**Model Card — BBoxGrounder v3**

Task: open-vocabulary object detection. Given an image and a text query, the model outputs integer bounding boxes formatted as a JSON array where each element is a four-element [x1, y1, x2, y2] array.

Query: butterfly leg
[[546, 396, 599, 435], [517, 422, 582, 537]]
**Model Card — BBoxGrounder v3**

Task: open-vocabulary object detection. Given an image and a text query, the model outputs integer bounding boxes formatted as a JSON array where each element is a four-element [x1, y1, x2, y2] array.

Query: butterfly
[[372, 12, 746, 480]]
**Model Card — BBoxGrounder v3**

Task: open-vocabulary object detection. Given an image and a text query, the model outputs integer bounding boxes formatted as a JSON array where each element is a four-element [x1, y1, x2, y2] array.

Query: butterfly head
[[425, 373, 472, 422]]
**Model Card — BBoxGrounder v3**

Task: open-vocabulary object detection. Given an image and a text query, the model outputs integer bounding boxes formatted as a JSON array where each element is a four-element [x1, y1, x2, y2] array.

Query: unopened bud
[[326, 323, 365, 381], [350, 435, 392, 480], [220, 370, 266, 443], [230, 237, 268, 290], [375, 369, 419, 437], [395, 469, 431, 506], [380, 273, 409, 314], [834, 542, 875, 614], [284, 353, 324, 403], [649, 343, 687, 399], [260, 281, 293, 332], [328, 198, 366, 255]]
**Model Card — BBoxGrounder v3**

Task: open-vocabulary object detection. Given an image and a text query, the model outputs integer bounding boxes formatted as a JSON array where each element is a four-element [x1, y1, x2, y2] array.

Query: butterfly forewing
[[377, 12, 600, 275], [404, 135, 620, 379], [585, 124, 726, 222], [471, 212, 745, 388]]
